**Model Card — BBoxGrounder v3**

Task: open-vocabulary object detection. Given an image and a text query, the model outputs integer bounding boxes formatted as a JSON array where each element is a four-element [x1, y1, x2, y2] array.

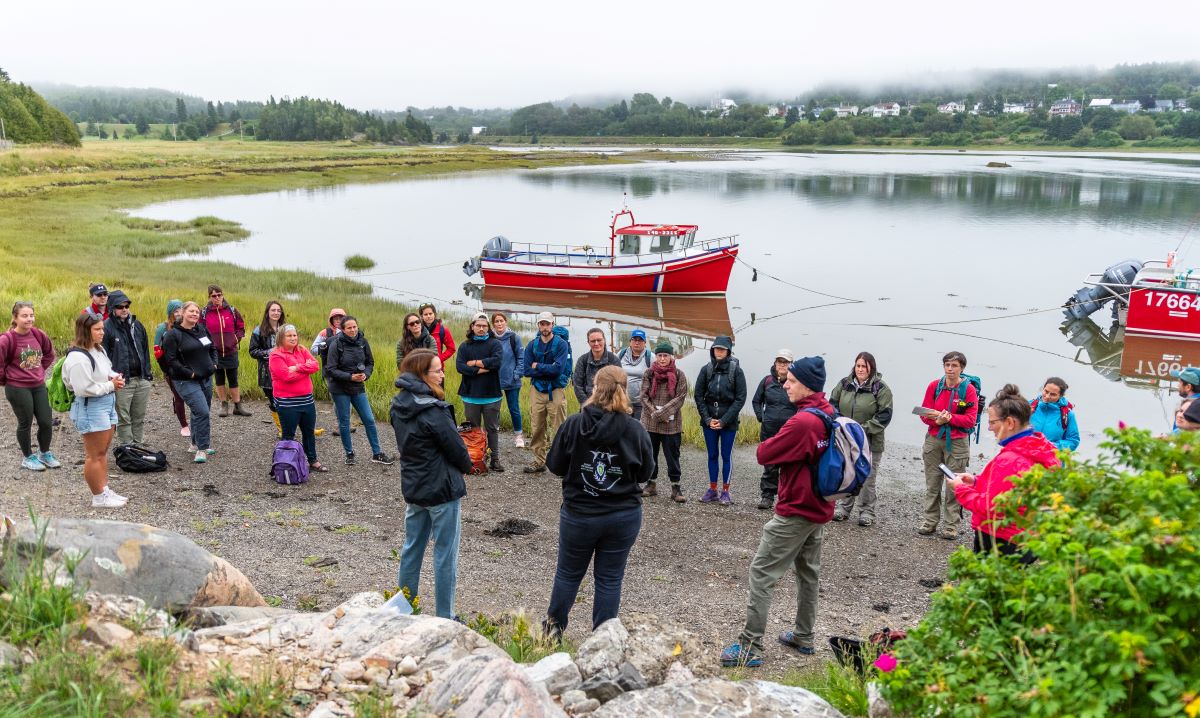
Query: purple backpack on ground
[[271, 440, 309, 485]]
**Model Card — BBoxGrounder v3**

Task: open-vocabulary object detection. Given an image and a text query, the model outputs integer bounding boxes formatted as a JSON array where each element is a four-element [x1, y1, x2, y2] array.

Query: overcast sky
[[8, 0, 1197, 109]]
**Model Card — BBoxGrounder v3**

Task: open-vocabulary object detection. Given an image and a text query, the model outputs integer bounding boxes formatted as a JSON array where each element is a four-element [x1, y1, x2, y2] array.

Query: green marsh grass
[[344, 254, 377, 271]]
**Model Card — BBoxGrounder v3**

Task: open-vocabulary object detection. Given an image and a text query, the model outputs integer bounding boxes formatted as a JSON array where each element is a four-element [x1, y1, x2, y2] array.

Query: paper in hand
[[912, 406, 939, 417]]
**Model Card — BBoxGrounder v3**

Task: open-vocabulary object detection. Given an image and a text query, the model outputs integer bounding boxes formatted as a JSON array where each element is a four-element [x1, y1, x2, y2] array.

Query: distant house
[[470, 126, 488, 135], [834, 105, 859, 118], [1111, 101, 1142, 114], [1050, 99, 1082, 116], [937, 101, 964, 114], [711, 98, 738, 117], [1152, 100, 1176, 113], [866, 101, 901, 118], [1088, 98, 1113, 108], [1003, 102, 1033, 114]]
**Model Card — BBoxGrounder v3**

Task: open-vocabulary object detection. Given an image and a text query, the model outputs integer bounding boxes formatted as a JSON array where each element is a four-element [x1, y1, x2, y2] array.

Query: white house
[[834, 105, 859, 118], [1111, 101, 1142, 114], [1050, 99, 1082, 116], [1152, 100, 1175, 113], [1088, 98, 1113, 108], [470, 126, 488, 135], [866, 102, 901, 118], [937, 101, 965, 114], [1003, 102, 1032, 114]]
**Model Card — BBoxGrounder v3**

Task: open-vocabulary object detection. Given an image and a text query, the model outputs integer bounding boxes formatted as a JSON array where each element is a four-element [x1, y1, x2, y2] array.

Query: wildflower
[[874, 653, 897, 673], [1118, 420, 1127, 430]]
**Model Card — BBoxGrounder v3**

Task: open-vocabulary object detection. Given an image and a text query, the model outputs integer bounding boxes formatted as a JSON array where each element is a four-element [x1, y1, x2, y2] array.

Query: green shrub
[[1090, 130, 1124, 148], [344, 254, 376, 271], [884, 428, 1199, 717]]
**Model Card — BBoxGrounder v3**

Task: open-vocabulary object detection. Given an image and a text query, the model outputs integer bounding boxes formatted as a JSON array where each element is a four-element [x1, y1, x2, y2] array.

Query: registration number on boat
[[1142, 291, 1200, 311]]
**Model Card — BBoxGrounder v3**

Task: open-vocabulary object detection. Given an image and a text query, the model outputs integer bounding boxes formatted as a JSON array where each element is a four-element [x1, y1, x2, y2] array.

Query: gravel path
[[0, 388, 965, 676]]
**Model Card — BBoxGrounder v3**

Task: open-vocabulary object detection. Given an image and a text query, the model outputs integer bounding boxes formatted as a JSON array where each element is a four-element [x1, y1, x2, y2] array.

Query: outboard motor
[[1063, 258, 1143, 321], [462, 235, 513, 277]]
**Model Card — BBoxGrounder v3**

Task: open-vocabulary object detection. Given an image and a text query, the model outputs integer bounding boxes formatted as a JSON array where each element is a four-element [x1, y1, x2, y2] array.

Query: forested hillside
[[0, 69, 80, 145]]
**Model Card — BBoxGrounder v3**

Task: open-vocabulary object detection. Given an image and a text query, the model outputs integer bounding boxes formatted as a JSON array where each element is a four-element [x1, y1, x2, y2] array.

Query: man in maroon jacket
[[721, 355, 834, 668]]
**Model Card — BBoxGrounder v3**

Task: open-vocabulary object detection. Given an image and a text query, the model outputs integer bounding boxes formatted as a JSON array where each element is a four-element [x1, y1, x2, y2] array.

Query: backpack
[[48, 348, 96, 412], [802, 407, 872, 502], [618, 346, 652, 367], [551, 326, 572, 389], [113, 443, 168, 473], [270, 440, 310, 485], [458, 422, 488, 475], [1030, 398, 1073, 431], [934, 374, 985, 444]]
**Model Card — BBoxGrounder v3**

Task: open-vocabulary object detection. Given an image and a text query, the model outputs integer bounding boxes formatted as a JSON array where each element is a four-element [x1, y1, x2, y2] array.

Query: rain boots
[[271, 411, 282, 438]]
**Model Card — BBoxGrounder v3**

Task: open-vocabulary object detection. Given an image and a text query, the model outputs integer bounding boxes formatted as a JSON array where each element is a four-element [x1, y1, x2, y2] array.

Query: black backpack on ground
[[114, 443, 168, 473]]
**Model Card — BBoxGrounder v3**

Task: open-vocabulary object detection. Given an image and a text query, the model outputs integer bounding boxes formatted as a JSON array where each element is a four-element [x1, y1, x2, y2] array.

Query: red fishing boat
[[1066, 253, 1200, 339], [462, 207, 739, 295]]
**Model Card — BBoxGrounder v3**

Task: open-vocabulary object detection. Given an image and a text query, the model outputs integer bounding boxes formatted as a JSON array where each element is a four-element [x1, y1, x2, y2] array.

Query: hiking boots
[[489, 454, 505, 473], [523, 463, 546, 474], [917, 522, 937, 536], [757, 494, 774, 511], [832, 509, 849, 522], [641, 481, 658, 497], [939, 527, 959, 540], [371, 453, 395, 465], [233, 403, 252, 417], [858, 515, 875, 527], [345, 453, 357, 466], [219, 401, 230, 417], [670, 484, 686, 503]]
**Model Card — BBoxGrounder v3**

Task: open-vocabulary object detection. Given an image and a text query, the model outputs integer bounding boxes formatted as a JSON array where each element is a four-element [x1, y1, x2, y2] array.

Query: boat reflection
[[1062, 317, 1200, 388], [468, 285, 734, 358]]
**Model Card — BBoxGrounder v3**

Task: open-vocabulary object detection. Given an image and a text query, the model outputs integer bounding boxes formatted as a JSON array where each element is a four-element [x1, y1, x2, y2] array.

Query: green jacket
[[829, 372, 893, 454]]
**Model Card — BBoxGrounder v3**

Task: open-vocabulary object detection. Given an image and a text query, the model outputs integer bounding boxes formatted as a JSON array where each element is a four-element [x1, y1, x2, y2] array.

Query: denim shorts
[[69, 392, 117, 434]]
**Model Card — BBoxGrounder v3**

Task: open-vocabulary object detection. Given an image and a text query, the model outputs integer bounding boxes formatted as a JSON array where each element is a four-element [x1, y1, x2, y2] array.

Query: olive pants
[[737, 514, 824, 653], [921, 434, 967, 530]]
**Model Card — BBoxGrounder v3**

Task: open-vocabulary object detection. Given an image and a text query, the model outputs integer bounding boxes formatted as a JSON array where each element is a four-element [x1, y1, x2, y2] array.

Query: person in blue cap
[[618, 328, 652, 421], [1169, 366, 1200, 431]]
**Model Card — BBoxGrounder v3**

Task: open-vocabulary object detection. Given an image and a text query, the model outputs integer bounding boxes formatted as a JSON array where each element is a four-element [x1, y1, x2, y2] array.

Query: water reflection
[[1062, 317, 1200, 390]]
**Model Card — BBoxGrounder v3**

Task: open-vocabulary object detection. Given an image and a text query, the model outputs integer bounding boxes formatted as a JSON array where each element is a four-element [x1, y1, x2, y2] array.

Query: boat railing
[[493, 234, 739, 268]]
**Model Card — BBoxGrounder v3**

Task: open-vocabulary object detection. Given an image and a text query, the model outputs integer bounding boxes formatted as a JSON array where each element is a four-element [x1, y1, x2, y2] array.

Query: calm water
[[137, 151, 1200, 456]]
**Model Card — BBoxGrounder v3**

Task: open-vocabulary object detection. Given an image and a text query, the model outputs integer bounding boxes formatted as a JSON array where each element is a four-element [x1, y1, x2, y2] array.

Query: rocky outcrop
[[594, 680, 845, 717], [4, 519, 264, 611]]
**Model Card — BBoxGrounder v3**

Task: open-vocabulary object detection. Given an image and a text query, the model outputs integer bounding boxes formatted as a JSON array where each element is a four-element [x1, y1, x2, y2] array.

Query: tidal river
[[137, 150, 1200, 456]]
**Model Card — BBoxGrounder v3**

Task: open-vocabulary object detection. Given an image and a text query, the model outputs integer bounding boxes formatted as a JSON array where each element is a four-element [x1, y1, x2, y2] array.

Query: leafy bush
[[1090, 130, 1124, 148], [781, 122, 818, 145], [884, 428, 1199, 717]]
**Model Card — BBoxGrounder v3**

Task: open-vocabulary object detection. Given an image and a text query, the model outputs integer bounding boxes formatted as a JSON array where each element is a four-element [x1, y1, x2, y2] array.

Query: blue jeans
[[547, 505, 642, 632], [331, 392, 381, 456], [174, 378, 212, 450], [278, 402, 318, 463], [398, 499, 462, 619], [502, 387, 523, 433], [703, 425, 737, 486]]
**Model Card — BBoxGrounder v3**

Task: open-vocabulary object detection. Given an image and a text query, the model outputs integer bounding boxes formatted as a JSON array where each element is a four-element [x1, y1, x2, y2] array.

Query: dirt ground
[[0, 386, 966, 676]]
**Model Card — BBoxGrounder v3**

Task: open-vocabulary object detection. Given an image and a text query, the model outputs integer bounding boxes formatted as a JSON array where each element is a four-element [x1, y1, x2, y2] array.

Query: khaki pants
[[115, 377, 153, 445], [837, 449, 880, 520], [921, 433, 968, 530], [738, 514, 824, 653], [529, 387, 567, 466]]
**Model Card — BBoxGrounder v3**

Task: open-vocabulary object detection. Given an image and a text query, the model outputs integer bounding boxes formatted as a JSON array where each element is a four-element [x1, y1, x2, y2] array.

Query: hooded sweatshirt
[[694, 335, 748, 429], [546, 404, 654, 516], [101, 291, 153, 381], [161, 322, 218, 381], [493, 329, 525, 391], [618, 345, 652, 404], [954, 429, 1060, 542], [325, 331, 375, 396], [1029, 397, 1080, 451], [153, 299, 183, 348], [456, 332, 503, 401], [200, 300, 245, 357], [757, 391, 837, 524], [390, 372, 473, 507]]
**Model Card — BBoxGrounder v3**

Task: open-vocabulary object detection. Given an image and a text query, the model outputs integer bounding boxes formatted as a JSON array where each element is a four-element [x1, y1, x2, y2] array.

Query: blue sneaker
[[20, 455, 46, 472], [778, 631, 815, 655], [720, 643, 762, 668], [37, 451, 62, 469], [700, 488, 719, 503]]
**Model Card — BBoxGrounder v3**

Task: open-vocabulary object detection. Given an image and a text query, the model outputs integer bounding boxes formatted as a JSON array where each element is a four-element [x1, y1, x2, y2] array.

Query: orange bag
[[459, 423, 488, 475]]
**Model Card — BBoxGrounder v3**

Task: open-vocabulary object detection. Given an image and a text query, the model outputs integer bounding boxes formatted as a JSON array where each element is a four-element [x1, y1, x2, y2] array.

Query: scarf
[[648, 357, 678, 397]]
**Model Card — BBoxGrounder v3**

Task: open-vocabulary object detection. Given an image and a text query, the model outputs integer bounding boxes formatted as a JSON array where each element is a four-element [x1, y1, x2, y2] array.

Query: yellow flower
[[1184, 693, 1200, 718]]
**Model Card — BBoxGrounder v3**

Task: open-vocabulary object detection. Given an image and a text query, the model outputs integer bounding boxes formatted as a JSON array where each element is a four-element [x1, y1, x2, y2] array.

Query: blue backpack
[[934, 374, 985, 446], [802, 408, 872, 502], [552, 325, 572, 389], [270, 440, 309, 485]]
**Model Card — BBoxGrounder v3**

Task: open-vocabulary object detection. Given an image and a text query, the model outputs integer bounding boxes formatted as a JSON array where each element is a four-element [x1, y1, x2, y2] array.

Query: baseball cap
[[630, 329, 647, 341], [536, 311, 554, 324], [774, 349, 795, 363], [1170, 366, 1200, 386], [89, 283, 108, 296]]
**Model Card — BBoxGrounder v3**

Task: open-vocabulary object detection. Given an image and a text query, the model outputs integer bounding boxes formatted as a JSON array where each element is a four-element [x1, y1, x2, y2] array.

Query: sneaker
[[757, 495, 774, 511], [21, 455, 46, 471], [188, 444, 197, 453], [719, 490, 731, 506], [700, 488, 719, 503], [345, 453, 357, 466], [832, 510, 849, 522], [38, 452, 62, 469], [719, 643, 762, 668], [206, 448, 216, 455], [858, 516, 875, 527], [671, 485, 687, 503], [194, 451, 207, 464], [523, 463, 546, 474], [641, 481, 658, 497], [917, 523, 937, 536], [181, 426, 191, 437], [371, 453, 395, 465], [92, 488, 128, 508], [778, 631, 815, 655], [514, 433, 525, 449]]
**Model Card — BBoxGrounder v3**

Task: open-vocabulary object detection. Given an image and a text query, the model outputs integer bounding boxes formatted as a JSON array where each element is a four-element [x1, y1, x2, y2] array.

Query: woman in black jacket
[[693, 335, 747, 505], [392, 349, 473, 620], [248, 300, 284, 436], [161, 301, 218, 463], [544, 365, 654, 639], [326, 315, 391, 466], [455, 313, 505, 472]]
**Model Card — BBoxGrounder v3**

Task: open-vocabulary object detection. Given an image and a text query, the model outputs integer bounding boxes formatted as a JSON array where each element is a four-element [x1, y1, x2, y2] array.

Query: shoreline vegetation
[[0, 140, 759, 447]]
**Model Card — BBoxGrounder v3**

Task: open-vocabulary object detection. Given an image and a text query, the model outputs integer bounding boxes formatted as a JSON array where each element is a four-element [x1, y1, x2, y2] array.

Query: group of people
[[4, 287, 1098, 665]]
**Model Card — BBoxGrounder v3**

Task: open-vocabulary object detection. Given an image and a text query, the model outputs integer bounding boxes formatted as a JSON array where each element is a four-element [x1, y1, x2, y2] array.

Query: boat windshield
[[619, 235, 642, 255], [648, 235, 676, 253], [679, 231, 696, 249]]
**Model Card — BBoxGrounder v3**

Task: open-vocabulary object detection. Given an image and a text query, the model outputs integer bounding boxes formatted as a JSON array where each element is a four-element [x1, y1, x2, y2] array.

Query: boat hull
[[480, 247, 738, 295], [1125, 285, 1200, 339]]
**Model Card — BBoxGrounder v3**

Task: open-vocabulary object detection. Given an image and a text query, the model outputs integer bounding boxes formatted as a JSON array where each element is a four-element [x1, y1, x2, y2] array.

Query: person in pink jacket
[[948, 384, 1060, 565], [269, 324, 328, 472]]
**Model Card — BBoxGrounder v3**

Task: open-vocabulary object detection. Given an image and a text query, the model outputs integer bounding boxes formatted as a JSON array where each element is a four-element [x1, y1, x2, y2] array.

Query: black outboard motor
[[1063, 258, 1143, 321], [463, 235, 513, 277]]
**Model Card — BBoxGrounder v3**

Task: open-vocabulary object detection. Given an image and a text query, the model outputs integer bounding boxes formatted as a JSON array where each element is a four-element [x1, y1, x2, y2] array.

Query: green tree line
[[0, 70, 80, 146], [255, 96, 432, 143]]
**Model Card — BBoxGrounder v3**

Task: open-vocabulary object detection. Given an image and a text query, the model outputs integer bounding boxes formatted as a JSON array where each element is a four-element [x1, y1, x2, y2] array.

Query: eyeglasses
[[210, 293, 222, 298], [407, 320, 421, 326], [427, 368, 444, 375]]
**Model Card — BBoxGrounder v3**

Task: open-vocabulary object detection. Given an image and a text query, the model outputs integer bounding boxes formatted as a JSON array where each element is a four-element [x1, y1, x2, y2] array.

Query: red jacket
[[268, 346, 320, 399], [202, 302, 245, 357], [920, 378, 978, 440], [757, 392, 836, 524], [427, 320, 456, 364], [954, 430, 1059, 542]]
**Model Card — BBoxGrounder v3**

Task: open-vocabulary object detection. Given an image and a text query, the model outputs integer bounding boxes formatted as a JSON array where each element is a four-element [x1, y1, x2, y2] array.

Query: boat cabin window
[[648, 235, 676, 253], [679, 231, 696, 249], [619, 235, 642, 255]]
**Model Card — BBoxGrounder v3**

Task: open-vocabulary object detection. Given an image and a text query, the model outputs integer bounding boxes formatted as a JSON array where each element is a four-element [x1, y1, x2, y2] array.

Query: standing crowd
[[3, 286, 1098, 666]]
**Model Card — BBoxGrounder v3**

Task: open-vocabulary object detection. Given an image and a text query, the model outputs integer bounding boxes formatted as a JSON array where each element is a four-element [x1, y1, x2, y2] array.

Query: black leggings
[[5, 385, 53, 457], [973, 530, 1036, 566]]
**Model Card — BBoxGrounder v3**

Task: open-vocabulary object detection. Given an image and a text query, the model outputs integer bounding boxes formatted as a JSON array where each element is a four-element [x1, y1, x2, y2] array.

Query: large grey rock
[[594, 679, 845, 717], [867, 682, 894, 718], [6, 519, 264, 612], [525, 652, 582, 696], [573, 615, 709, 688], [185, 605, 297, 628], [0, 640, 20, 669], [84, 592, 174, 632], [574, 619, 629, 681], [421, 652, 566, 717]]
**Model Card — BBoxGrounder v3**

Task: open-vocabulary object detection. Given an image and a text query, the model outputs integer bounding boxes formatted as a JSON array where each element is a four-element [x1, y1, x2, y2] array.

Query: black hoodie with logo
[[546, 404, 654, 516]]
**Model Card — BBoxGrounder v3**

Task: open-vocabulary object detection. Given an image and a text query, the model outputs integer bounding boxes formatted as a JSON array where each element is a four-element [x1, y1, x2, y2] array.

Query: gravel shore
[[0, 387, 966, 676]]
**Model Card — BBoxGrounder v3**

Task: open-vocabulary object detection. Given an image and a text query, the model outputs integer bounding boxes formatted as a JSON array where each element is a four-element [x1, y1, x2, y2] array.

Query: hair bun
[[995, 383, 1022, 400]]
